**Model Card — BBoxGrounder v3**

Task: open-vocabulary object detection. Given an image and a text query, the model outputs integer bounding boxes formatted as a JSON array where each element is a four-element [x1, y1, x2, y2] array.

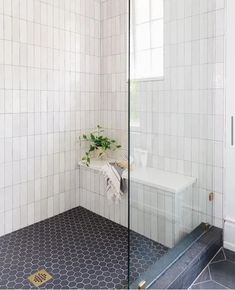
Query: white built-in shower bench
[[78, 160, 196, 248]]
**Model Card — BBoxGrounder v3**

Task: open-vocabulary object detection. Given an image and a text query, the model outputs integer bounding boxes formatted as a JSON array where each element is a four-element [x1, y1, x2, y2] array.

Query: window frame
[[130, 0, 164, 82]]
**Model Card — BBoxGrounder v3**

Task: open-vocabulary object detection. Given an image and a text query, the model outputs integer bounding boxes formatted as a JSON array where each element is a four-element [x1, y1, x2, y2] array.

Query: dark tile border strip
[[167, 226, 222, 289], [130, 223, 209, 289], [151, 226, 223, 289]]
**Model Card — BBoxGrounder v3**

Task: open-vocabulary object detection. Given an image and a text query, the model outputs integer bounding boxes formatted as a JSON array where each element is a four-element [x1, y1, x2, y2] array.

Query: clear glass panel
[[129, 0, 215, 287]]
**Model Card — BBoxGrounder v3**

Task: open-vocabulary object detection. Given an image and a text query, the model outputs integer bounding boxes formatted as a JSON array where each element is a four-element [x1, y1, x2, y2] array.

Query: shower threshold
[[130, 224, 222, 289]]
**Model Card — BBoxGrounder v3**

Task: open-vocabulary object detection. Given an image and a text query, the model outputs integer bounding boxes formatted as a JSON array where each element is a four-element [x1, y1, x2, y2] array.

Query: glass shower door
[[128, 0, 216, 287]]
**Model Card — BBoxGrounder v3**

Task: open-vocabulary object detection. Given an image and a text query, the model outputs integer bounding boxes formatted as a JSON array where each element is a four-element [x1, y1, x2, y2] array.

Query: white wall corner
[[224, 219, 235, 251]]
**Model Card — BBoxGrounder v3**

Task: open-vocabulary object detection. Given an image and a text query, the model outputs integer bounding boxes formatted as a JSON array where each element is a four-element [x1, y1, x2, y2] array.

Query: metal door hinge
[[209, 192, 214, 202], [232, 116, 234, 146], [204, 223, 210, 232]]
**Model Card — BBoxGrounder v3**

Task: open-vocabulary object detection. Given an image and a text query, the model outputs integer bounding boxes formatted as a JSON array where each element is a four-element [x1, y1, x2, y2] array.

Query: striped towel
[[102, 162, 127, 201]]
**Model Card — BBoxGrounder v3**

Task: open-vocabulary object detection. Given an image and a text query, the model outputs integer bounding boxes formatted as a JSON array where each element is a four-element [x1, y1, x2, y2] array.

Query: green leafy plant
[[80, 125, 121, 166]]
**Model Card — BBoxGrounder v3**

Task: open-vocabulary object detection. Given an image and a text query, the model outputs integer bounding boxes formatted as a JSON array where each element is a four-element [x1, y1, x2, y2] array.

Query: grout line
[[193, 277, 212, 286], [222, 247, 226, 258], [208, 263, 212, 280], [215, 280, 229, 289], [192, 279, 229, 290], [223, 250, 235, 265], [210, 258, 226, 265], [221, 248, 235, 265], [188, 247, 223, 288], [213, 280, 230, 289]]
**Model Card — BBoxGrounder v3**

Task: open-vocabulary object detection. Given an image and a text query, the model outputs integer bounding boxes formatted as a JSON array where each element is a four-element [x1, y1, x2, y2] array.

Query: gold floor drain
[[28, 269, 53, 287]]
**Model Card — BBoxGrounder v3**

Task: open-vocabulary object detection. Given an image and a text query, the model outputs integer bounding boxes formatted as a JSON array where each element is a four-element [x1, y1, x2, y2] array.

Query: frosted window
[[151, 20, 163, 48], [136, 23, 150, 50], [151, 0, 164, 20], [135, 0, 150, 24], [152, 48, 164, 76], [136, 51, 151, 79], [131, 0, 164, 80]]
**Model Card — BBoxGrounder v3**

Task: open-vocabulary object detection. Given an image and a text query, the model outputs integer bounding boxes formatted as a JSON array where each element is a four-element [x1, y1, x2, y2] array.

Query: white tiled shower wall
[[0, 0, 226, 237], [100, 0, 225, 228], [100, 0, 128, 158], [0, 0, 101, 236], [129, 0, 225, 228]]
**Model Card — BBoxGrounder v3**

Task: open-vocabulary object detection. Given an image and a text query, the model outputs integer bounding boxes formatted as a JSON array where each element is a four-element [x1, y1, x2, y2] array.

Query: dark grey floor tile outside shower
[[224, 248, 235, 264], [0, 206, 168, 289], [210, 261, 235, 289], [192, 280, 227, 289], [194, 267, 210, 284], [192, 248, 235, 290], [211, 249, 226, 263]]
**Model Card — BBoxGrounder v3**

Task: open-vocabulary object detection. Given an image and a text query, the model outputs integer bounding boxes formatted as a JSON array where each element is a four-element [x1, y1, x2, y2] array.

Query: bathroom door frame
[[224, 0, 235, 251]]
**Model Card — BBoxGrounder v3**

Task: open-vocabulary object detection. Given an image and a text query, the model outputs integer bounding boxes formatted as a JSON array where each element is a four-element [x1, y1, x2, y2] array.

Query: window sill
[[128, 76, 164, 82]]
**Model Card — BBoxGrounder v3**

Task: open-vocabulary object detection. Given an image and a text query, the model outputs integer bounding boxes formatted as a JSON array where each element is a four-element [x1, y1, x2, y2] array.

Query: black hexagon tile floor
[[191, 248, 235, 289], [0, 206, 168, 289]]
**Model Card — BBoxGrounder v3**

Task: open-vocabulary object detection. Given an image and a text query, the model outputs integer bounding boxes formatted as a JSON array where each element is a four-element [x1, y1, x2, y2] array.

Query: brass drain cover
[[28, 269, 53, 287]]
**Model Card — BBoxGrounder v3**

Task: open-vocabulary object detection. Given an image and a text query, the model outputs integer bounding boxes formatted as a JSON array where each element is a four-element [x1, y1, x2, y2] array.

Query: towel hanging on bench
[[102, 162, 127, 202]]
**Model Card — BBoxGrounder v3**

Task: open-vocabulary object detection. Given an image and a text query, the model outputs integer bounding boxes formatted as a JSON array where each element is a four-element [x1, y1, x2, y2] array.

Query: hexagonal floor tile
[[0, 207, 168, 289]]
